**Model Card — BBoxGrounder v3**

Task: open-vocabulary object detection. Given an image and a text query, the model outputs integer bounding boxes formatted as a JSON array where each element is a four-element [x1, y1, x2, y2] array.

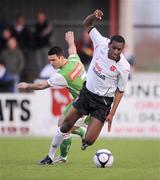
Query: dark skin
[[60, 106, 103, 146], [60, 10, 125, 146], [108, 41, 124, 61]]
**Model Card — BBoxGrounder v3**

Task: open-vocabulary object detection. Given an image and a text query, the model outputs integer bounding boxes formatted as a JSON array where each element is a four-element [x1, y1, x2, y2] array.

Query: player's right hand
[[17, 82, 29, 89], [106, 113, 114, 132], [94, 9, 103, 20]]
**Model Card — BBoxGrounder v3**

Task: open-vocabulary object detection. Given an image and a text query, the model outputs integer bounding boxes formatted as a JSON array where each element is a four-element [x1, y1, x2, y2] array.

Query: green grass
[[0, 137, 160, 180]]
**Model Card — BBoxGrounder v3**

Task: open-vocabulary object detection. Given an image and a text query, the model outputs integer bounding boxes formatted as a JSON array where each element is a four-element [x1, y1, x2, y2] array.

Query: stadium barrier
[[0, 73, 160, 137]]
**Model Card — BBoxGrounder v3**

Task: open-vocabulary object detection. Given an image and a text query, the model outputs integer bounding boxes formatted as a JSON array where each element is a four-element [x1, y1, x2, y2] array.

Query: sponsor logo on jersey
[[68, 63, 83, 80], [93, 62, 106, 80]]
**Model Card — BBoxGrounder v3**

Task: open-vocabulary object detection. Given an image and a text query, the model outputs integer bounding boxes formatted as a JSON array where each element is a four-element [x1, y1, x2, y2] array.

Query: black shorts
[[73, 82, 113, 123]]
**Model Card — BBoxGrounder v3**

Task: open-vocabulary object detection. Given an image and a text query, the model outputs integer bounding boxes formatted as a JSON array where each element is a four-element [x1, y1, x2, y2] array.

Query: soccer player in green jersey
[[18, 31, 88, 164]]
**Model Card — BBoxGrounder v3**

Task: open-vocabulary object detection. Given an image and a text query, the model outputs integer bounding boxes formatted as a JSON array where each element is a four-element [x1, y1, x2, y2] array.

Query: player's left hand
[[65, 31, 74, 43], [106, 113, 114, 132]]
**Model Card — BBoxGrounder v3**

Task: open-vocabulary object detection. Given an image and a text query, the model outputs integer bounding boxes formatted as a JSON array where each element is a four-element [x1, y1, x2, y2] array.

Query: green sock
[[60, 137, 72, 158], [72, 127, 86, 138]]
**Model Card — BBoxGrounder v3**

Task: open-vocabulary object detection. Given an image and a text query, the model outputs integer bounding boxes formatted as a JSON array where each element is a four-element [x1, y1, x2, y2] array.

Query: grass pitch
[[0, 137, 160, 180]]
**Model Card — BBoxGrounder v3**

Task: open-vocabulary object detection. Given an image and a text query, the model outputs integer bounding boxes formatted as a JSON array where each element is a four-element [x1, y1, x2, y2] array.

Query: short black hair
[[48, 46, 64, 56], [110, 35, 125, 45]]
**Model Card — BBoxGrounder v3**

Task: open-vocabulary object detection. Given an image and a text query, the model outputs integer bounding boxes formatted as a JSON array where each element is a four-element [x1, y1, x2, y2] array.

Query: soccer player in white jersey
[[45, 9, 130, 158]]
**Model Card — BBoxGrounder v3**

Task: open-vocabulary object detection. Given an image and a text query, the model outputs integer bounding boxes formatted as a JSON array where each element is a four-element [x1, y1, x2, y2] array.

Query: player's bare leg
[[60, 106, 82, 133], [81, 117, 103, 150]]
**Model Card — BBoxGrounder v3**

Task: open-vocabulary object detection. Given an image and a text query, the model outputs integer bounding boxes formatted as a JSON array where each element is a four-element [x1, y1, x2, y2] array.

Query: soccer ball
[[93, 149, 114, 168]]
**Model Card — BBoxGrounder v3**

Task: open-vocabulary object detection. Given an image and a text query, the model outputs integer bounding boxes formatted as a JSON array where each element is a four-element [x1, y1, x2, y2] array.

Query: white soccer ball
[[93, 149, 114, 168]]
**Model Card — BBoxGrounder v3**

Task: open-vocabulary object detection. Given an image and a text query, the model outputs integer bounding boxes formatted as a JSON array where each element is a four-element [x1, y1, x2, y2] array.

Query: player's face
[[48, 54, 62, 69], [108, 41, 124, 61]]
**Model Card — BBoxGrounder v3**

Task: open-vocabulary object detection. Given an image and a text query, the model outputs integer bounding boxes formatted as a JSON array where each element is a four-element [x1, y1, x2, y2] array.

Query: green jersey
[[47, 54, 89, 123], [47, 54, 87, 98]]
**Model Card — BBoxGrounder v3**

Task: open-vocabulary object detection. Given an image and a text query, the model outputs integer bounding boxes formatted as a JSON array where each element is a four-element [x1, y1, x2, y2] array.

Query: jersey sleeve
[[89, 27, 109, 48], [47, 73, 68, 87], [117, 65, 130, 92]]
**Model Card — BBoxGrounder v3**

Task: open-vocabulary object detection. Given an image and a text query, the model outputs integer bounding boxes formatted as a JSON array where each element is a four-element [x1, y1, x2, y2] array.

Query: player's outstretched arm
[[83, 9, 103, 32], [18, 80, 50, 91], [106, 89, 124, 132], [65, 31, 77, 55]]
